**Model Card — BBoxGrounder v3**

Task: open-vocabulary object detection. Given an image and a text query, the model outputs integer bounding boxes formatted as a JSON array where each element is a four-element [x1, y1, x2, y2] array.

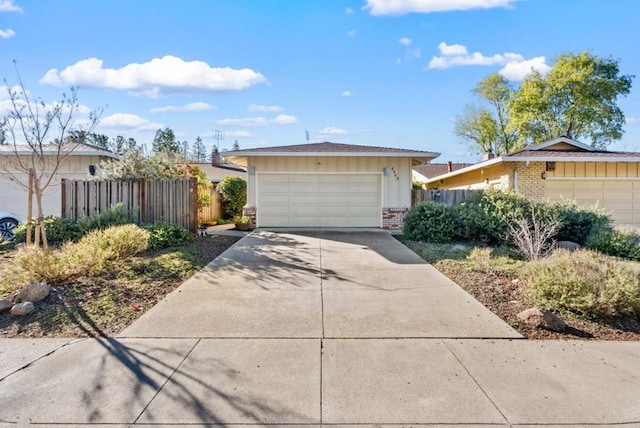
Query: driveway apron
[[120, 229, 521, 339]]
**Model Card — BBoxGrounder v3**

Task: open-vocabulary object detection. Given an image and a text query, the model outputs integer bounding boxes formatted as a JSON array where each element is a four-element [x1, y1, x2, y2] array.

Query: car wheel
[[0, 217, 18, 241]]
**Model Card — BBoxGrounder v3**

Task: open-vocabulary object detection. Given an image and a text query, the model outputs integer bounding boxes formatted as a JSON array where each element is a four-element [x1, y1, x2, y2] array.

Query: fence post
[[190, 177, 198, 233]]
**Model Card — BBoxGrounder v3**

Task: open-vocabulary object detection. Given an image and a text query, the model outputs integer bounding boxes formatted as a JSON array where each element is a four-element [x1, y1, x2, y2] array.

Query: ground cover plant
[[0, 221, 239, 337], [402, 189, 640, 340]]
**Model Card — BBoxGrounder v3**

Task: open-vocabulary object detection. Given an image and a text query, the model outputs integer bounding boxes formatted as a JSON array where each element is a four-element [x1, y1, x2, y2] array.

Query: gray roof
[[225, 141, 439, 158], [0, 143, 120, 159]]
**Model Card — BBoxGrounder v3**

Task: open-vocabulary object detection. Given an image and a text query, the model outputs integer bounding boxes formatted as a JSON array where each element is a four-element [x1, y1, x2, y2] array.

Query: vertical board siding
[[411, 188, 482, 206], [61, 178, 223, 233]]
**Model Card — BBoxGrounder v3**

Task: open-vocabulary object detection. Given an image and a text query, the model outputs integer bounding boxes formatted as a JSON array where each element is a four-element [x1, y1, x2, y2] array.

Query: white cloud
[[247, 103, 283, 113], [225, 130, 253, 138], [100, 113, 163, 132], [399, 37, 412, 46], [364, 0, 517, 16], [319, 126, 347, 135], [150, 102, 215, 113], [347, 29, 357, 37], [428, 42, 548, 80], [626, 117, 638, 125], [0, 28, 15, 38], [0, 0, 22, 12], [0, 85, 91, 116], [39, 55, 266, 97], [215, 117, 269, 127], [437, 42, 467, 56], [499, 56, 550, 81], [341, 90, 352, 97], [271, 114, 298, 125], [345, 7, 354, 13]]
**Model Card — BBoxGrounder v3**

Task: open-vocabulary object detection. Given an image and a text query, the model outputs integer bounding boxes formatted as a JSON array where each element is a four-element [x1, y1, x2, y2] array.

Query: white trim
[[547, 177, 640, 181], [425, 156, 503, 183], [529, 137, 595, 151], [226, 151, 439, 158], [507, 156, 640, 162]]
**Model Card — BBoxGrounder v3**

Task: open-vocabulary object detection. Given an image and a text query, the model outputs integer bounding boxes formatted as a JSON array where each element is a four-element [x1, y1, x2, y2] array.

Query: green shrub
[[555, 202, 611, 245], [522, 249, 640, 318], [77, 203, 134, 234], [80, 224, 150, 259], [13, 216, 82, 246], [586, 228, 640, 261], [144, 222, 194, 250], [403, 202, 460, 243], [217, 176, 247, 218]]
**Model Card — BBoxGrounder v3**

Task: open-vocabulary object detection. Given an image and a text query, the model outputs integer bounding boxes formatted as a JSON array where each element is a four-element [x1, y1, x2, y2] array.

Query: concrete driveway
[[2, 229, 640, 426]]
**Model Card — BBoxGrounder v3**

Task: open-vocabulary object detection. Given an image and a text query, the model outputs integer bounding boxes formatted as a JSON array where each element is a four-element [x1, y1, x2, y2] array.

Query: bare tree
[[0, 67, 100, 247], [506, 208, 561, 261]]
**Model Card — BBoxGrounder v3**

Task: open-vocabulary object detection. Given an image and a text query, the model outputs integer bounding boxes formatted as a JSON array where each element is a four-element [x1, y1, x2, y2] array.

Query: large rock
[[555, 241, 582, 251], [11, 302, 35, 316], [517, 307, 566, 332], [0, 298, 12, 313], [15, 281, 50, 303]]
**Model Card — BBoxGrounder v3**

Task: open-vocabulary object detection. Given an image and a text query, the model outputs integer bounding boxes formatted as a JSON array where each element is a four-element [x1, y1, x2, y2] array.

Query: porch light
[[248, 166, 256, 176], [541, 172, 547, 180], [383, 167, 389, 176]]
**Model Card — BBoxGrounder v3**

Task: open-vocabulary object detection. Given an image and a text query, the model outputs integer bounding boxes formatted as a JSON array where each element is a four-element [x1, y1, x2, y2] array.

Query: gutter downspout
[[513, 161, 530, 192]]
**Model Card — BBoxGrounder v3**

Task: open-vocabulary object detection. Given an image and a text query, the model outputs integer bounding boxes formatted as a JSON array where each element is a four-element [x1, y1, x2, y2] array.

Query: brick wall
[[507, 161, 546, 200], [382, 207, 408, 230]]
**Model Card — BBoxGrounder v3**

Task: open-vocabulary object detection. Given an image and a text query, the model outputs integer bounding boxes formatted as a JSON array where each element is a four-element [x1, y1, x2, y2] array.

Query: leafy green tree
[[455, 73, 517, 155], [454, 105, 499, 154], [509, 51, 634, 148], [191, 136, 207, 162], [217, 176, 247, 218], [152, 127, 180, 155]]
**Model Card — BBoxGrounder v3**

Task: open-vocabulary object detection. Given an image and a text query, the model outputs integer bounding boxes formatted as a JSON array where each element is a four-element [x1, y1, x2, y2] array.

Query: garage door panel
[[258, 173, 380, 227], [545, 178, 640, 227]]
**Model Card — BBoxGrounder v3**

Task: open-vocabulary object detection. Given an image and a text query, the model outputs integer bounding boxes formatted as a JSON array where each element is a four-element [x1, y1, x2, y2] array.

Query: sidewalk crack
[[443, 339, 512, 426]]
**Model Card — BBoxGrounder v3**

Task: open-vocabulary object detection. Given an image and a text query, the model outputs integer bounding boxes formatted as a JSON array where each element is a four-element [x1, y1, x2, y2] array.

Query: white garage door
[[257, 173, 381, 227], [545, 179, 640, 226]]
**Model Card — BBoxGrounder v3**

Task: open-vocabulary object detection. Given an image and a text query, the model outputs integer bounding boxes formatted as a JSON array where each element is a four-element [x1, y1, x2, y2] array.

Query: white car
[[0, 211, 20, 241]]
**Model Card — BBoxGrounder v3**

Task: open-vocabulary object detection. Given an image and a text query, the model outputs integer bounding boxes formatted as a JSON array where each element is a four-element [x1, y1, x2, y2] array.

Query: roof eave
[[224, 151, 439, 157], [507, 155, 640, 162], [426, 157, 504, 183]]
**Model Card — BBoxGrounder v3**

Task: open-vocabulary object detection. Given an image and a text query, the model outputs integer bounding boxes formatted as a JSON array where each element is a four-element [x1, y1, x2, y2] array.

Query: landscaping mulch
[[0, 235, 240, 338], [400, 238, 640, 341]]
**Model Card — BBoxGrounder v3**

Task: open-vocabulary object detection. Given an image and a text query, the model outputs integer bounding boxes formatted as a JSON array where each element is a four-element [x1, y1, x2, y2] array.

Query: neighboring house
[[413, 162, 471, 183], [187, 160, 247, 185], [0, 143, 119, 221], [425, 137, 640, 226], [225, 142, 439, 229]]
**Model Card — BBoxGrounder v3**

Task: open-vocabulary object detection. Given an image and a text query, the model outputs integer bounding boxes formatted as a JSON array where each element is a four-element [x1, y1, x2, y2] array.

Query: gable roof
[[425, 137, 640, 184], [413, 163, 471, 179], [0, 142, 120, 159], [225, 141, 440, 167]]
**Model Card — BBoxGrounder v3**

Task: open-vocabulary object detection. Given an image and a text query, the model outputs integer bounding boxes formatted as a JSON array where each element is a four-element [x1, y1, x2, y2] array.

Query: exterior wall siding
[[245, 156, 414, 228], [0, 155, 107, 220]]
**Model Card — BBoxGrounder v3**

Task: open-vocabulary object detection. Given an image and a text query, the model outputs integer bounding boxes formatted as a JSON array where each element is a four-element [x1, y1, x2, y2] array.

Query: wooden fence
[[61, 178, 224, 233], [412, 188, 482, 206], [198, 187, 223, 222]]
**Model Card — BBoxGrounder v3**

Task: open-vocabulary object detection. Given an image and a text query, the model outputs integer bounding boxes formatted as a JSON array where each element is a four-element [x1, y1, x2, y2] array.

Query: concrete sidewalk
[[1, 229, 640, 426]]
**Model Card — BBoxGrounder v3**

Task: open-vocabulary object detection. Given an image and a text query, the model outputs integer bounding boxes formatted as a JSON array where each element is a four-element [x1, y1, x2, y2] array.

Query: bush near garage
[[143, 222, 194, 250], [217, 176, 247, 219], [403, 189, 614, 249]]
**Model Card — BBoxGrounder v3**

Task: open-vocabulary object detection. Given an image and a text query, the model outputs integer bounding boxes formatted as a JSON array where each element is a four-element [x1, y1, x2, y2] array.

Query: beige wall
[[248, 156, 413, 208], [426, 162, 510, 191], [0, 155, 107, 220]]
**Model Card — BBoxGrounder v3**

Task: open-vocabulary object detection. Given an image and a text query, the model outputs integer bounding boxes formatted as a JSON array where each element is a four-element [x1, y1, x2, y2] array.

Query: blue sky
[[1, 0, 639, 163]]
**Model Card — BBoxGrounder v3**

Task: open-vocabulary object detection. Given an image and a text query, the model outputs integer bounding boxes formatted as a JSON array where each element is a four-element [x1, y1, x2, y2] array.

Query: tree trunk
[[33, 178, 48, 249]]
